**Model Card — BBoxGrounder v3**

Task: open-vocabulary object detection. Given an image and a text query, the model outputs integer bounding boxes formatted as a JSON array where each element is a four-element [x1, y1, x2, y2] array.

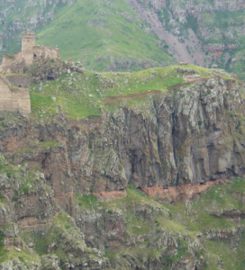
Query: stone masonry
[[0, 33, 59, 115], [0, 32, 60, 72], [0, 75, 31, 115]]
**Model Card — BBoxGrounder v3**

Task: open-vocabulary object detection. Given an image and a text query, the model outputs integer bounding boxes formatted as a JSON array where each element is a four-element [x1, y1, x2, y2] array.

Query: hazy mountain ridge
[[0, 0, 73, 56], [130, 0, 245, 77], [1, 0, 245, 78]]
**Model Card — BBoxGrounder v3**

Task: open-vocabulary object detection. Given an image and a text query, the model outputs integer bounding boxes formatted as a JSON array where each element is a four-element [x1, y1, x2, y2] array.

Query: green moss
[[76, 194, 99, 209], [204, 238, 245, 270], [0, 248, 40, 265], [0, 155, 42, 197], [16, 140, 61, 156]]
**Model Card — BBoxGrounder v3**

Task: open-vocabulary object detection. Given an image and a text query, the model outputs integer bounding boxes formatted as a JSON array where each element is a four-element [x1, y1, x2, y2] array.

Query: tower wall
[[0, 77, 31, 115], [21, 33, 36, 65]]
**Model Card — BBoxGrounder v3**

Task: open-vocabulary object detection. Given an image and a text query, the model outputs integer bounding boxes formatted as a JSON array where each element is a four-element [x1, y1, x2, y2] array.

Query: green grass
[[13, 178, 245, 269], [30, 64, 219, 120], [76, 194, 99, 209], [0, 154, 20, 178], [0, 248, 40, 265], [20, 231, 48, 256], [0, 154, 41, 197], [0, 224, 42, 264], [95, 178, 245, 268], [204, 236, 245, 270], [16, 140, 61, 156], [37, 0, 173, 71]]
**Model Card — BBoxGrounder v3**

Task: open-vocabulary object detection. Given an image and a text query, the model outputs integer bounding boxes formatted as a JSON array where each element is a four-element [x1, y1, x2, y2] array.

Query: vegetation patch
[[30, 64, 220, 120], [37, 0, 173, 71], [76, 194, 99, 209]]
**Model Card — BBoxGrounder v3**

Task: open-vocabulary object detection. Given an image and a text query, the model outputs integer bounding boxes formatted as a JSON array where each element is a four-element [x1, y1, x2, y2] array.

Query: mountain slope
[[37, 0, 173, 70], [0, 0, 74, 55], [128, 0, 245, 79], [31, 0, 245, 78], [0, 64, 245, 269], [1, 0, 245, 78]]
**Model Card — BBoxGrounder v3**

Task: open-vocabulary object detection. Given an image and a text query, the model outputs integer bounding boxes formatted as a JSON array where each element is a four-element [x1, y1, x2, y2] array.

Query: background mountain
[[0, 0, 245, 78], [0, 0, 71, 54]]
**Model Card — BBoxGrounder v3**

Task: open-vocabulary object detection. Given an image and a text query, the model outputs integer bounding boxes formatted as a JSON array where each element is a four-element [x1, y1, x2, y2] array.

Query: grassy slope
[[1, 170, 245, 269], [36, 1, 245, 79], [78, 178, 245, 270], [37, 0, 173, 71], [30, 64, 218, 120]]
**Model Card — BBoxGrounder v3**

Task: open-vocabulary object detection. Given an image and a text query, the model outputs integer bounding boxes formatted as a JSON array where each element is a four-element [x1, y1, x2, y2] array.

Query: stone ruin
[[0, 33, 60, 115], [0, 32, 60, 72], [0, 75, 31, 116]]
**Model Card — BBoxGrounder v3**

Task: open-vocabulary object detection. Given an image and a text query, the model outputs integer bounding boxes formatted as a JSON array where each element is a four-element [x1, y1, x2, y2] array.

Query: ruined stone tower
[[21, 32, 36, 65], [0, 32, 60, 72], [0, 33, 60, 116]]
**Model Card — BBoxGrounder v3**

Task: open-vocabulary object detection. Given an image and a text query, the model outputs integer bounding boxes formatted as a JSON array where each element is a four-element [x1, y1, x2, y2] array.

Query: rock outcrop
[[0, 75, 244, 269], [1, 77, 244, 195]]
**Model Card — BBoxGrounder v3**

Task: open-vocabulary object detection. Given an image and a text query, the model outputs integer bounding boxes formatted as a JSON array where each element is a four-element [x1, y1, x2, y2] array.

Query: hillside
[[129, 0, 245, 79], [1, 156, 245, 269], [0, 0, 173, 71], [37, 0, 173, 70], [0, 0, 73, 55], [36, 0, 245, 78], [30, 64, 214, 120], [0, 1, 245, 269], [0, 62, 245, 268], [1, 0, 245, 79]]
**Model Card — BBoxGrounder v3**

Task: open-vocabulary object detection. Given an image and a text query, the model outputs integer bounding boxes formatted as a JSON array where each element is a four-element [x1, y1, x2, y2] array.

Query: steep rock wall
[[0, 77, 244, 198], [0, 76, 244, 269]]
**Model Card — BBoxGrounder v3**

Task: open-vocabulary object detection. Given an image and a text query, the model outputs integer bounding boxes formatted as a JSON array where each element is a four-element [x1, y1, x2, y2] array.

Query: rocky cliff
[[0, 70, 245, 268], [130, 0, 245, 78], [1, 76, 244, 193]]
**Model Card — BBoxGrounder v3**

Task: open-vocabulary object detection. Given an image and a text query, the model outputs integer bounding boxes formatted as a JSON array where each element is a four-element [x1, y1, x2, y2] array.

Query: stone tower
[[21, 32, 36, 65]]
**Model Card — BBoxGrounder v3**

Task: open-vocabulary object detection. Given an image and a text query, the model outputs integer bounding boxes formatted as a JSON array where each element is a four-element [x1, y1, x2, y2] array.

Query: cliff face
[[0, 75, 245, 269], [1, 76, 244, 196]]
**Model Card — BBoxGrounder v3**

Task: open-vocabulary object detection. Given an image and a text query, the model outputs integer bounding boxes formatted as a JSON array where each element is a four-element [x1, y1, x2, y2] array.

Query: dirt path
[[142, 179, 227, 201]]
